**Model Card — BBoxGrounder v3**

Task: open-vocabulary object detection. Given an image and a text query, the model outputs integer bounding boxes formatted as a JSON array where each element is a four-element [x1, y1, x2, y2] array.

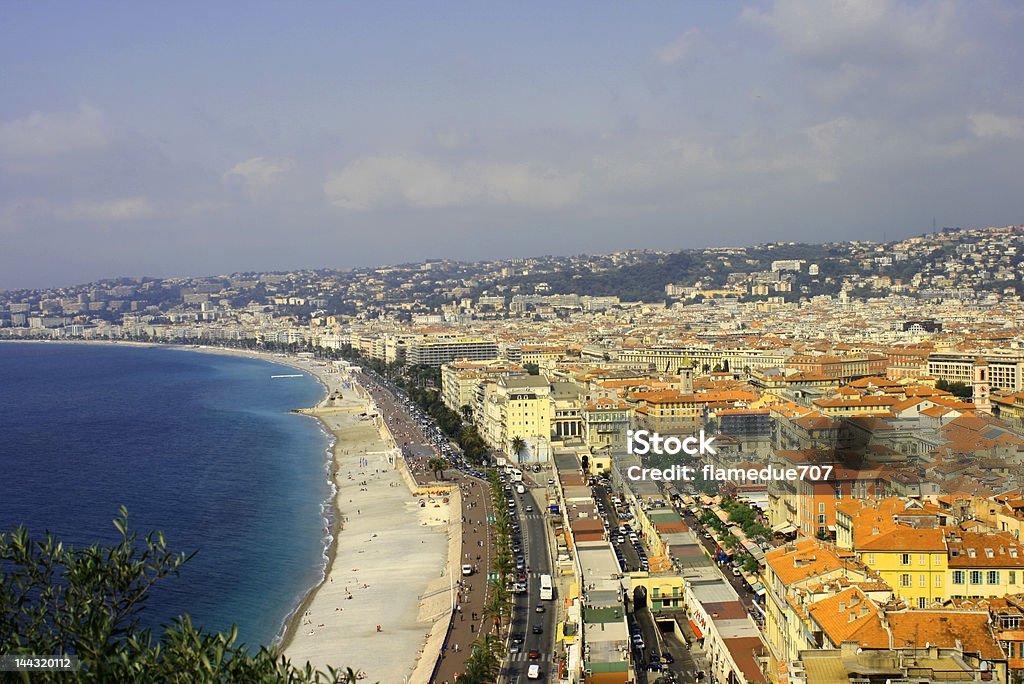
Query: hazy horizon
[[3, 1, 1023, 289]]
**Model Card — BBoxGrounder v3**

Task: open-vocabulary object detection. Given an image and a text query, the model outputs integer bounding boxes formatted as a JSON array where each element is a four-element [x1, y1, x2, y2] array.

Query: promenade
[[360, 372, 498, 684]]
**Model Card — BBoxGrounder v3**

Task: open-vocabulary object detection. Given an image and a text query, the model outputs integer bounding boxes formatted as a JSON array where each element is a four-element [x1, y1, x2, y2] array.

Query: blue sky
[[2, 1, 1023, 288]]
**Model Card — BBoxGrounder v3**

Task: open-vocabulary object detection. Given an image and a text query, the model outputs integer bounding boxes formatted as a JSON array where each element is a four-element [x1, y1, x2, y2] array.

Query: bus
[[539, 574, 553, 600], [510, 468, 523, 482]]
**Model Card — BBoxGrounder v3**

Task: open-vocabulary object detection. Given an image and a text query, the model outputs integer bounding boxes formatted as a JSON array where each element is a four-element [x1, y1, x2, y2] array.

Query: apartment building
[[439, 359, 525, 415], [405, 336, 499, 367], [929, 351, 1024, 391]]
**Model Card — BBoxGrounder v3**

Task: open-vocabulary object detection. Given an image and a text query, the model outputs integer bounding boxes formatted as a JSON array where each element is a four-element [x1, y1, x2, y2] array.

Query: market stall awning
[[688, 619, 704, 640]]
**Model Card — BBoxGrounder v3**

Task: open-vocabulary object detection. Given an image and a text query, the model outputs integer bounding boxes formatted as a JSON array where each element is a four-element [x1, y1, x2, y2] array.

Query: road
[[591, 483, 643, 573], [354, 368, 499, 684], [502, 477, 557, 683], [677, 507, 761, 617]]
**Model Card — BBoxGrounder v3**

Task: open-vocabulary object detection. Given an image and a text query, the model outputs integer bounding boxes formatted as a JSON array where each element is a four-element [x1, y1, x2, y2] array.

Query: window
[[935, 575, 943, 587], [901, 553, 911, 566], [988, 571, 1000, 585], [1011, 571, 1017, 585], [919, 574, 926, 587], [818, 514, 827, 525], [953, 571, 965, 585], [867, 554, 875, 565], [900, 574, 912, 587], [918, 597, 927, 609], [970, 571, 983, 585], [919, 554, 926, 566], [819, 502, 826, 514]]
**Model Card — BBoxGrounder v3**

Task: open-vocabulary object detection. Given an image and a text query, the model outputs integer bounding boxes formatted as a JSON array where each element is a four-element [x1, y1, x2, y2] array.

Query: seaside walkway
[[360, 373, 497, 684]]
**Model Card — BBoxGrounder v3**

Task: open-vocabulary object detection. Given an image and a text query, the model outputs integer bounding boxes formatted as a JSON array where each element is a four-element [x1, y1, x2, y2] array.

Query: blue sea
[[0, 343, 333, 649]]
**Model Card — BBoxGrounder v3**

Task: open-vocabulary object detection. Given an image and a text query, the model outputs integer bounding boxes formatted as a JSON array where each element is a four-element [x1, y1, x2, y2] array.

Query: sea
[[0, 342, 333, 649]]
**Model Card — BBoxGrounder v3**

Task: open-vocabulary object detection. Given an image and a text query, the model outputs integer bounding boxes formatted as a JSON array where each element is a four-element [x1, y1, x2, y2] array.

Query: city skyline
[[2, 1, 1023, 289]]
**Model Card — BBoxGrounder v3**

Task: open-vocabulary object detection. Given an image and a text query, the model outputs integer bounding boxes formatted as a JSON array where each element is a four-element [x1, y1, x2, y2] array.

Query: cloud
[[54, 197, 154, 222], [742, 0, 955, 64], [969, 112, 1024, 140], [225, 156, 294, 195], [0, 105, 111, 159], [324, 155, 582, 210], [655, 28, 702, 65]]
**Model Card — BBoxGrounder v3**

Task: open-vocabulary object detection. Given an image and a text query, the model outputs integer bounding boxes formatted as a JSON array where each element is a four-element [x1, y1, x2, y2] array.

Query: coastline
[[0, 340, 454, 680]]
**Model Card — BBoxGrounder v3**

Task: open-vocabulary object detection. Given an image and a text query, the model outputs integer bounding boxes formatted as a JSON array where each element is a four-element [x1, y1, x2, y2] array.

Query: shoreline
[[0, 339, 453, 679]]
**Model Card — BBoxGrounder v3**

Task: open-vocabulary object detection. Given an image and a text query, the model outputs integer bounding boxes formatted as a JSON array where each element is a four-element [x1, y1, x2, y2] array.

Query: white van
[[527, 663, 541, 679], [462, 564, 473, 576], [516, 484, 526, 494]]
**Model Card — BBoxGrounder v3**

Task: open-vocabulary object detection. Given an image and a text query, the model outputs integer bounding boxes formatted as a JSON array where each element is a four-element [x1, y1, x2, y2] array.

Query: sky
[[1, 1, 1023, 289]]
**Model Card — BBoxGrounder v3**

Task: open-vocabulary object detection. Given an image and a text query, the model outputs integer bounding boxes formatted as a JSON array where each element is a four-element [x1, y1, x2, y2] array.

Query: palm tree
[[460, 404, 473, 422], [483, 579, 511, 630], [462, 632, 503, 683], [510, 436, 526, 462], [427, 456, 448, 480]]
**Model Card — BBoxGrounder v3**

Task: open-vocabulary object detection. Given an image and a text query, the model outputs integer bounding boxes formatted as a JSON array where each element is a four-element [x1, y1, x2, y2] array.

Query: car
[[548, 478, 555, 485], [510, 642, 521, 654], [649, 659, 662, 672], [662, 653, 675, 664], [535, 604, 546, 613], [512, 633, 525, 644], [527, 649, 541, 660], [527, 663, 541, 679], [732, 566, 742, 577], [617, 535, 626, 543], [462, 564, 473, 576], [525, 505, 534, 512], [532, 625, 544, 634]]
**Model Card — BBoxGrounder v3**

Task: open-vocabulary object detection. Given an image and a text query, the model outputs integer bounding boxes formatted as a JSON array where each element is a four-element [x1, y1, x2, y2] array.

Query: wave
[[272, 411, 338, 649]]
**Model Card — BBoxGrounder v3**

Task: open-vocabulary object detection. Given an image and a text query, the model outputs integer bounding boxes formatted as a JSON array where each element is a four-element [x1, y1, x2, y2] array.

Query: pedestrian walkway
[[356, 371, 498, 683]]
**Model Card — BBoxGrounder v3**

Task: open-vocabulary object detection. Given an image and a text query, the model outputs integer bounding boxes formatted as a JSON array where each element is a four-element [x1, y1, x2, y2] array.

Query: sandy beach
[[1, 341, 457, 682], [233, 355, 451, 683]]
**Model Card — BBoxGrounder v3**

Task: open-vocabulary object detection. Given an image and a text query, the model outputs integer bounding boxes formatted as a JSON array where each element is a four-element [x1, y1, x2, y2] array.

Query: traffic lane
[[525, 490, 553, 657], [638, 608, 693, 684], [632, 603, 665, 684], [661, 630, 697, 684], [505, 488, 553, 680], [593, 486, 641, 571]]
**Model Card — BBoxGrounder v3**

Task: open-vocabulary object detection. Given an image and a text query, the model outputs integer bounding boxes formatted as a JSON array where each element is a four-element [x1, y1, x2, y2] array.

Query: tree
[[483, 580, 511, 631], [460, 404, 473, 422], [427, 455, 448, 480], [523, 363, 540, 376], [0, 507, 357, 682], [510, 436, 526, 461], [456, 632, 503, 683], [936, 378, 972, 398]]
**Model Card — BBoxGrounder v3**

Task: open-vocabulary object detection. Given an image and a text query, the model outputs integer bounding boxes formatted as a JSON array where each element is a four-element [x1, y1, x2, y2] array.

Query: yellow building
[[855, 526, 947, 607], [762, 538, 871, 663], [946, 529, 1024, 600]]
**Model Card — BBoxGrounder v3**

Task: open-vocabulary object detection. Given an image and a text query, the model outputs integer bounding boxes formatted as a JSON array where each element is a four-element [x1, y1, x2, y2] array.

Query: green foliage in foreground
[[0, 507, 360, 683]]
